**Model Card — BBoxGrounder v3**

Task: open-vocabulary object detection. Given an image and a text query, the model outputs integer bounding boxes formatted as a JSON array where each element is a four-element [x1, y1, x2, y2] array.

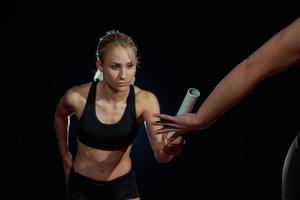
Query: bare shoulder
[[133, 85, 159, 107], [63, 82, 93, 109], [133, 86, 160, 120], [134, 85, 158, 100]]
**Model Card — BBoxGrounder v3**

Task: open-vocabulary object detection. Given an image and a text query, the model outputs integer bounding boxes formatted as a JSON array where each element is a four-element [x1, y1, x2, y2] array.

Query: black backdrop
[[6, 2, 300, 200]]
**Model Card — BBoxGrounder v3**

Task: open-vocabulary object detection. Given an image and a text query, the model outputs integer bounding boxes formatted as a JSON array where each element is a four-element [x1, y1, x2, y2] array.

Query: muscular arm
[[194, 17, 300, 128], [54, 94, 73, 158], [153, 17, 300, 136], [54, 87, 83, 158], [54, 88, 81, 182]]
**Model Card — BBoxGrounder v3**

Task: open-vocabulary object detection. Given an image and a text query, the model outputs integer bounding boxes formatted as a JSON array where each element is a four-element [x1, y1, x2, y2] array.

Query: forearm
[[195, 62, 261, 128], [194, 18, 300, 128], [146, 125, 174, 163], [54, 115, 70, 157]]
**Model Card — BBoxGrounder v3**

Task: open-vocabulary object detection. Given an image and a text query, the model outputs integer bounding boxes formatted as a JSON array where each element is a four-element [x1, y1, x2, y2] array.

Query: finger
[[161, 133, 169, 144], [168, 137, 182, 144], [155, 128, 177, 134], [151, 121, 169, 126], [152, 113, 176, 122], [168, 134, 179, 142], [170, 131, 185, 139], [151, 119, 183, 130], [151, 119, 173, 126], [168, 135, 186, 144], [174, 136, 183, 142]]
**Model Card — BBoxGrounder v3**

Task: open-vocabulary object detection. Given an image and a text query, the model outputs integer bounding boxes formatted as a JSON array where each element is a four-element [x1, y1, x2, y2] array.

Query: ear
[[96, 59, 103, 71]]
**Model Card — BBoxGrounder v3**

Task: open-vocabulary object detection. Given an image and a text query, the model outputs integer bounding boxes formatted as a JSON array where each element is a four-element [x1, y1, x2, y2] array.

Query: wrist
[[193, 112, 210, 130]]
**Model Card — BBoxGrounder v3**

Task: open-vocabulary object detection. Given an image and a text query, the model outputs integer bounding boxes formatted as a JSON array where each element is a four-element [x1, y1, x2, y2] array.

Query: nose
[[119, 67, 127, 79]]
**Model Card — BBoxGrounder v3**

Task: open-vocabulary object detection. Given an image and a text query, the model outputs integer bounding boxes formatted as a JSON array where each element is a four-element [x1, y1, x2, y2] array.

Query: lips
[[117, 82, 128, 86]]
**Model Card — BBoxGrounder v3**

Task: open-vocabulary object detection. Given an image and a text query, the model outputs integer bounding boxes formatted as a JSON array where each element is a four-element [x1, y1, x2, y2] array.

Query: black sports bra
[[77, 81, 140, 150]]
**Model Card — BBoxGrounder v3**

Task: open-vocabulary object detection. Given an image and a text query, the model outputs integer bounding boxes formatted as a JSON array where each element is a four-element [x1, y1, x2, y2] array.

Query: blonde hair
[[94, 30, 139, 81]]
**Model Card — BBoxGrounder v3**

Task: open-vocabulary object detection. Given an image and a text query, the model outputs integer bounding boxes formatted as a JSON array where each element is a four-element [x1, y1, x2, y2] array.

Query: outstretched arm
[[154, 17, 300, 137]]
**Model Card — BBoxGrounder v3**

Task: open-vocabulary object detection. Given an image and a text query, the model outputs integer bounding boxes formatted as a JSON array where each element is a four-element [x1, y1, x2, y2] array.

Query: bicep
[[55, 91, 76, 120]]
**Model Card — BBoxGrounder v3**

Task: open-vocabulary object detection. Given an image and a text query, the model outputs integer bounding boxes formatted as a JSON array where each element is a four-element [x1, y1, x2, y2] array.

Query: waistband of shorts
[[70, 168, 134, 185]]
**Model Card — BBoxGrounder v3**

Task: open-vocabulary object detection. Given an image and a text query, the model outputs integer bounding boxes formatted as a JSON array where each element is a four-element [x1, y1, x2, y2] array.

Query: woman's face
[[97, 45, 137, 92]]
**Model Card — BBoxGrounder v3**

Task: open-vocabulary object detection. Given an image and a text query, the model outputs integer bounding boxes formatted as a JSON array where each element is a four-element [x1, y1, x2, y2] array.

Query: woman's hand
[[162, 135, 186, 155], [152, 113, 201, 139]]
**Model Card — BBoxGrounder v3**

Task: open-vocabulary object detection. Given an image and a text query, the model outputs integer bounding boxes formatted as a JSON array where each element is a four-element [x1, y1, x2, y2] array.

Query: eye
[[127, 63, 135, 68], [110, 64, 119, 70]]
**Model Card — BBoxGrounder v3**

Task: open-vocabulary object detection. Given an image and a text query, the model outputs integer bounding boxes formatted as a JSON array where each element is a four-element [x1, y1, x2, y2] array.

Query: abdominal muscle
[[73, 141, 132, 181]]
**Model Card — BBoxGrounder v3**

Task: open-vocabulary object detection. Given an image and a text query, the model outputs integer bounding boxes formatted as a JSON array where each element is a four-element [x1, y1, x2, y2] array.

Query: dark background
[[5, 2, 300, 200]]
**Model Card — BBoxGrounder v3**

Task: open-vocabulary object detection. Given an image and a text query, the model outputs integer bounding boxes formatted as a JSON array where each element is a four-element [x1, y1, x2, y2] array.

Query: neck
[[97, 81, 130, 103]]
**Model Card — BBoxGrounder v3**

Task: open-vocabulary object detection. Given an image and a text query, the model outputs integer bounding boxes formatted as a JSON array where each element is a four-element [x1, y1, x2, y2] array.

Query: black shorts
[[66, 168, 140, 200], [282, 132, 300, 200]]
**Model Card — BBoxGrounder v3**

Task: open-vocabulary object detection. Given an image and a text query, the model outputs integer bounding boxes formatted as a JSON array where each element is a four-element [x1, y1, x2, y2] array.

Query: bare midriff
[[73, 141, 132, 181]]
